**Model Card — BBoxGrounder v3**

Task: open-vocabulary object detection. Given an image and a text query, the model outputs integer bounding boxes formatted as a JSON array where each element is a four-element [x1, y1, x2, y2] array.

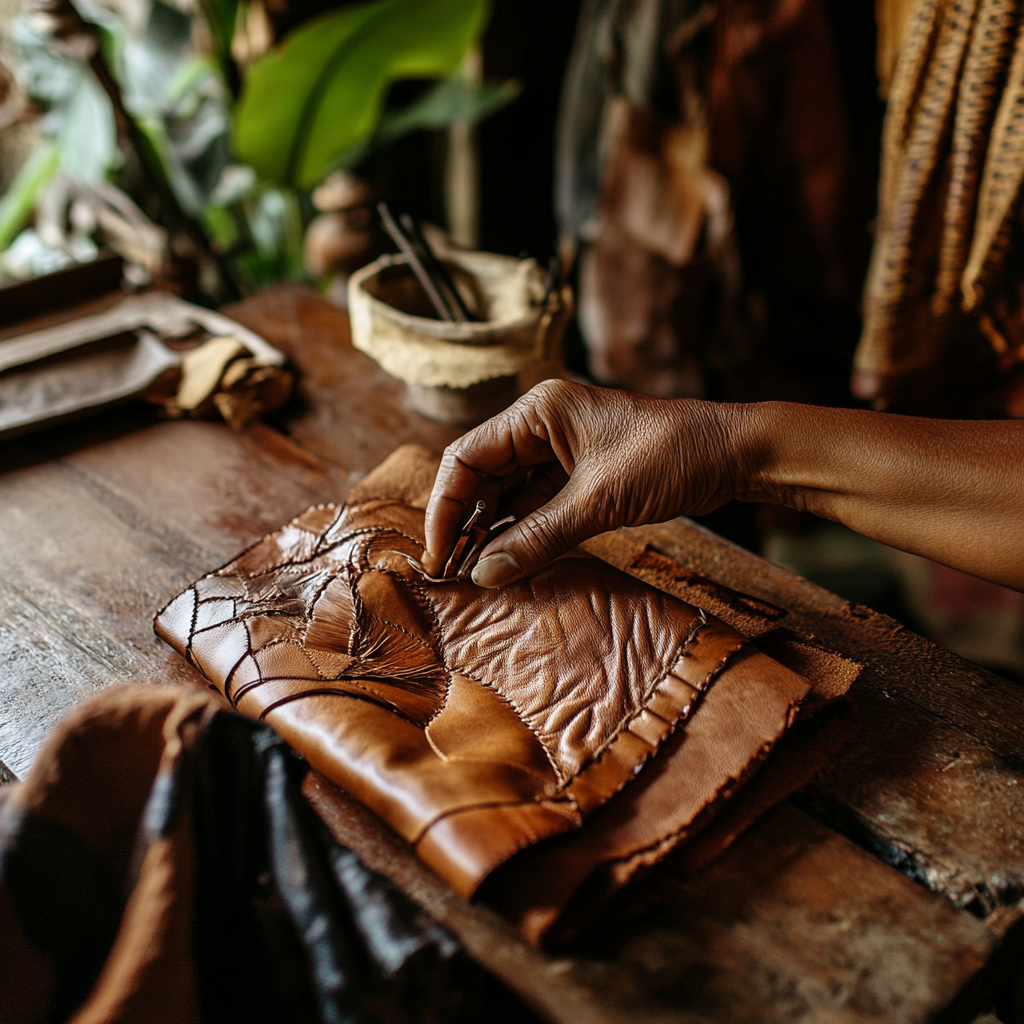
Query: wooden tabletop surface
[[1, 283, 1022, 1024]]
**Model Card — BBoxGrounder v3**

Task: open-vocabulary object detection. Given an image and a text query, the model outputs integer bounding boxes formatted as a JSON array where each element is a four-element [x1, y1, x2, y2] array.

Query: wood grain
[[306, 774, 999, 1024], [0, 410, 343, 776]]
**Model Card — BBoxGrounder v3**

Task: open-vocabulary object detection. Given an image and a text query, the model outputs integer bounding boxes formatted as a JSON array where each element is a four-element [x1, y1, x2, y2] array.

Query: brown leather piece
[[155, 445, 823, 916], [485, 645, 812, 943]]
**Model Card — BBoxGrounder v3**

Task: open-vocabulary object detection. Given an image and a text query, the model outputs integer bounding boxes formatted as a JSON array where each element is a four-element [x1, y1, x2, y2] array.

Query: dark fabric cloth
[[0, 684, 481, 1024]]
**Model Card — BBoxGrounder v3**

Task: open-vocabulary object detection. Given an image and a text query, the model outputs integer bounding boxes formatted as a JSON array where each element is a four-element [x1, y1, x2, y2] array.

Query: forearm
[[729, 402, 1024, 590]]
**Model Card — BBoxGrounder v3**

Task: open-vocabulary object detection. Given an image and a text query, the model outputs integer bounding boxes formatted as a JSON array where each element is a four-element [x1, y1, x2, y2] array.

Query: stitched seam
[[447, 671, 563, 782], [298, 568, 355, 653], [190, 614, 304, 640], [234, 638, 322, 699], [571, 613, 714, 779], [370, 565, 443, 629], [366, 616, 435, 650], [412, 796, 578, 848], [312, 504, 346, 556], [232, 524, 411, 581], [184, 587, 200, 666], [349, 572, 367, 658], [233, 672, 392, 706], [254, 687, 420, 727], [222, 627, 254, 704]]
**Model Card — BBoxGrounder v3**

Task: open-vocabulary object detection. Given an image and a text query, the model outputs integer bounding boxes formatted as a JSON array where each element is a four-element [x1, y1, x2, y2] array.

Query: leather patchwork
[[156, 496, 809, 899]]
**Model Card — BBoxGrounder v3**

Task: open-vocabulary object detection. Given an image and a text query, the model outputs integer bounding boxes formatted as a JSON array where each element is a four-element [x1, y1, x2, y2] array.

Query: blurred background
[[0, 0, 1021, 681]]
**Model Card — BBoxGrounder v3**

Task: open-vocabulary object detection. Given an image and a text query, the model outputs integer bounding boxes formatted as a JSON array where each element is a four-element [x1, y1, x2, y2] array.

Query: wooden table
[[1, 283, 1022, 1023]]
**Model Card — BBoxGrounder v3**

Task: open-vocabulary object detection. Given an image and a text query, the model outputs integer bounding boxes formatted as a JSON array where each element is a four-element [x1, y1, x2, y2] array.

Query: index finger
[[423, 408, 556, 574]]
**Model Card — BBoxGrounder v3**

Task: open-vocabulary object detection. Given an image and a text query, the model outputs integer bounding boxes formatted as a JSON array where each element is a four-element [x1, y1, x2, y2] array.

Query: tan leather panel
[[490, 647, 811, 943], [293, 502, 342, 534], [233, 676, 405, 720], [194, 575, 245, 600], [305, 576, 356, 652], [356, 570, 437, 641], [670, 619, 748, 689], [154, 588, 194, 649], [252, 639, 320, 681], [646, 684, 695, 721], [425, 674, 558, 787], [427, 548, 707, 784], [627, 708, 674, 747], [188, 619, 250, 684], [245, 613, 304, 650], [416, 800, 582, 899], [568, 730, 654, 814], [265, 694, 553, 842]]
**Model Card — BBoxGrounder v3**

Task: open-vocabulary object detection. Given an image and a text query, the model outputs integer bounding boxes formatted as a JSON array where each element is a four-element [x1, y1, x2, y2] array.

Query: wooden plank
[[307, 775, 999, 1024], [0, 410, 343, 776], [597, 522, 1024, 920]]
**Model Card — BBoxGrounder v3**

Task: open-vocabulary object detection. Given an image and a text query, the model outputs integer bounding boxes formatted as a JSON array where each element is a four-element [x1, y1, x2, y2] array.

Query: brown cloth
[[155, 445, 858, 943], [0, 684, 478, 1024], [857, 0, 1024, 413]]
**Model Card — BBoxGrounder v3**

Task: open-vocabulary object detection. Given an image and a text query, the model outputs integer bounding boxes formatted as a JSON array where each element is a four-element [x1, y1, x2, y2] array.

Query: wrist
[[667, 398, 763, 509], [724, 401, 797, 508]]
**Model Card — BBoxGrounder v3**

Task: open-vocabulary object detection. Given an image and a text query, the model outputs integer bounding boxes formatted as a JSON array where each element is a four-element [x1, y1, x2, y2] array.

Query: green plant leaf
[[375, 74, 520, 145], [233, 0, 489, 189], [329, 74, 520, 171], [0, 143, 60, 252], [55, 69, 117, 183]]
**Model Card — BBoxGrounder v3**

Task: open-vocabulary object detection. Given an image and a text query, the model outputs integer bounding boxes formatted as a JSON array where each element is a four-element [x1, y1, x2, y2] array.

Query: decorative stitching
[[367, 616, 436, 650], [254, 686, 421, 727], [185, 587, 199, 666]]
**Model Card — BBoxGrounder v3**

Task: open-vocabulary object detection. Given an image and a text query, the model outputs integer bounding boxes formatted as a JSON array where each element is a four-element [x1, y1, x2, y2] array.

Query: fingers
[[471, 480, 592, 588], [423, 391, 566, 574], [422, 439, 513, 576]]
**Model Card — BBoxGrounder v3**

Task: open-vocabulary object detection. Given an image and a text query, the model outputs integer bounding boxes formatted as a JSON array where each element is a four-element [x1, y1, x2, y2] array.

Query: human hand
[[422, 379, 744, 587]]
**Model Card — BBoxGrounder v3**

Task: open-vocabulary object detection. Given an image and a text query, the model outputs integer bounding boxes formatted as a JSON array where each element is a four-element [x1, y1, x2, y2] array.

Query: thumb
[[470, 487, 590, 588]]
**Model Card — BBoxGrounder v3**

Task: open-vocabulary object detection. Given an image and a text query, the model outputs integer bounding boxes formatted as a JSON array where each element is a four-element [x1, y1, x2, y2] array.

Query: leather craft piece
[[155, 447, 813, 915]]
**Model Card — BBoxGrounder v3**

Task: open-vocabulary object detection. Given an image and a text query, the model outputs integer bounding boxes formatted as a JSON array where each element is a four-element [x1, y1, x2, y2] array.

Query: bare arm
[[423, 380, 1024, 592]]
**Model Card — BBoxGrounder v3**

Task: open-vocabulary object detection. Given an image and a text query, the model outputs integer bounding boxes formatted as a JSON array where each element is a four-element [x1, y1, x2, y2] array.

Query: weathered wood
[[307, 774, 999, 1024], [0, 409, 343, 776]]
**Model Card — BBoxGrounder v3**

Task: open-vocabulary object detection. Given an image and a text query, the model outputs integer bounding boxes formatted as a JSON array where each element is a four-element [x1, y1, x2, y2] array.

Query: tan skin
[[423, 379, 1024, 593]]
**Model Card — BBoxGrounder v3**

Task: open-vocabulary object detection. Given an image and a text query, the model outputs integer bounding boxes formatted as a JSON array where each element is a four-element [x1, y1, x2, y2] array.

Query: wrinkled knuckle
[[515, 510, 564, 562], [530, 377, 576, 406]]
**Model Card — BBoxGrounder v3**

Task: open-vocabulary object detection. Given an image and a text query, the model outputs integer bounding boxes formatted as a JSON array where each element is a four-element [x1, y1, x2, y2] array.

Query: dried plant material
[[212, 359, 294, 430], [174, 336, 247, 412], [0, 292, 288, 436], [876, 0, 921, 97]]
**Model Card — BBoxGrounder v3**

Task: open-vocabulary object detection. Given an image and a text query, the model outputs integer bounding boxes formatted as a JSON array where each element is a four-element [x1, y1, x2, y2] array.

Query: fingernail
[[471, 551, 521, 588]]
